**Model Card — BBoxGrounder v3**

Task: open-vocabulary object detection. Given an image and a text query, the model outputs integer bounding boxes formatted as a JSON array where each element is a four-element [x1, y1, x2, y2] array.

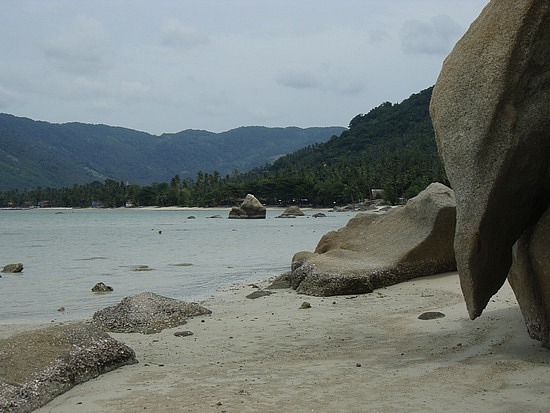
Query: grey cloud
[[161, 19, 210, 49], [276, 70, 321, 89], [400, 15, 463, 55], [42, 15, 113, 75]]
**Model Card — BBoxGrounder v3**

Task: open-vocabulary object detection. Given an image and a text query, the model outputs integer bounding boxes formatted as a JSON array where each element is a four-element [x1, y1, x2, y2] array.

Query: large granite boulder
[[92, 292, 212, 334], [0, 323, 136, 413], [288, 183, 456, 296], [430, 0, 550, 345], [228, 194, 266, 219]]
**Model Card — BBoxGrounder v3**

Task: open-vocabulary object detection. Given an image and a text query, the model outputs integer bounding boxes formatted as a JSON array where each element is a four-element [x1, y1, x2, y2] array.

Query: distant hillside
[[0, 114, 344, 191], [242, 87, 446, 204]]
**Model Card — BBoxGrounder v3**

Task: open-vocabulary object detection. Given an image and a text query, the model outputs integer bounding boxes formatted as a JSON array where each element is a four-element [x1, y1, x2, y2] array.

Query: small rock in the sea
[[174, 330, 194, 337], [2, 262, 24, 273], [356, 363, 362, 367], [57, 306, 65, 312], [133, 265, 153, 271], [172, 263, 193, 267], [246, 290, 273, 299], [300, 301, 311, 309], [187, 215, 196, 219], [91, 282, 113, 293], [418, 311, 446, 320]]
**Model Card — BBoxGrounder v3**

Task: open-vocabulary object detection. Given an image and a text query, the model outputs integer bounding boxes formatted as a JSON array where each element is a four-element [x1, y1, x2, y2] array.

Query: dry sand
[[14, 273, 550, 412]]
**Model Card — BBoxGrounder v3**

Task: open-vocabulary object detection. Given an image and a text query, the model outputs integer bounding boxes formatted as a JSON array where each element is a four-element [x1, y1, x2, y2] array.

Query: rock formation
[[2, 263, 23, 273], [277, 206, 305, 218], [228, 194, 266, 219], [288, 183, 456, 296], [91, 282, 113, 292], [92, 292, 211, 334], [0, 323, 136, 413], [430, 1, 550, 345]]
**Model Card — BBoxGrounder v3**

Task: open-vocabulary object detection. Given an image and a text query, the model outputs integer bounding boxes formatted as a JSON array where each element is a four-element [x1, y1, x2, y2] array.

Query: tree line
[[0, 87, 449, 208]]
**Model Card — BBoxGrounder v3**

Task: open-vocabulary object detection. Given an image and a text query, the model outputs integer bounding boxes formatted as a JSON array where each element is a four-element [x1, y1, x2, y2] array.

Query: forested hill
[[242, 86, 446, 204], [0, 114, 344, 191]]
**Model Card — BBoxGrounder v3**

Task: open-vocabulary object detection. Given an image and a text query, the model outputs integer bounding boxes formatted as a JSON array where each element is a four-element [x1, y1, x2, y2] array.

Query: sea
[[0, 208, 358, 324]]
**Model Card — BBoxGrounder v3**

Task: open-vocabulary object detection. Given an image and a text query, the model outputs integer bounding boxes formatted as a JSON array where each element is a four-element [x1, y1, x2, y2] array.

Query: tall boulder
[[228, 194, 266, 219], [289, 183, 456, 296], [430, 1, 550, 344]]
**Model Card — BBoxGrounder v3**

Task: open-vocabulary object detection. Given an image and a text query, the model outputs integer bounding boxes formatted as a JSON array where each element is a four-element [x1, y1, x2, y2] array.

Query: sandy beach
[[4, 272, 542, 413]]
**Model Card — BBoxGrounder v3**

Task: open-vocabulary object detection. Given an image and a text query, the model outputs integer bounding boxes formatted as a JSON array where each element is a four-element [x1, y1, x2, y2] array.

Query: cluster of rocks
[[228, 194, 266, 219], [430, 0, 550, 347]]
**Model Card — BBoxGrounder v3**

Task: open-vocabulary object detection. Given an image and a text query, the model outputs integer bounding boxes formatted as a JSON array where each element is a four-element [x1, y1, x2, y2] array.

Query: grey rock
[[2, 263, 23, 273], [0, 322, 136, 413], [290, 183, 456, 296], [430, 0, 550, 344], [418, 311, 446, 320], [92, 292, 211, 334], [245, 290, 274, 299], [279, 206, 305, 217], [91, 282, 113, 293]]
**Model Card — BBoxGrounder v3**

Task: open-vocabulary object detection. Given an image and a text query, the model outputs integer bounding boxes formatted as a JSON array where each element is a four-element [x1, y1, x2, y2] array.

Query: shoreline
[[4, 272, 549, 412]]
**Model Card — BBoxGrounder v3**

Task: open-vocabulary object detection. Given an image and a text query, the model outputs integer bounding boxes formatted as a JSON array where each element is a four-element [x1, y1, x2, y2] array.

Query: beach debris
[[246, 290, 273, 299], [91, 282, 113, 293], [2, 263, 23, 273], [0, 322, 136, 413], [300, 301, 311, 309], [174, 330, 194, 337], [418, 311, 445, 320], [92, 292, 211, 334]]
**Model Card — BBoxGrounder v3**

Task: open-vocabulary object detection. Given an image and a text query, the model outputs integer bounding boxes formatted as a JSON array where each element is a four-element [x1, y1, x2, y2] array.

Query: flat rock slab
[[92, 292, 212, 334], [0, 322, 136, 413]]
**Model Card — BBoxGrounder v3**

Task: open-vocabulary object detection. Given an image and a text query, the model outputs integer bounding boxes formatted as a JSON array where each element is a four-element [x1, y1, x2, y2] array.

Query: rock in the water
[[92, 292, 211, 334], [279, 206, 305, 217], [2, 263, 23, 273], [228, 194, 266, 219], [289, 183, 456, 296], [0, 322, 136, 413], [430, 0, 550, 346], [312, 212, 327, 218], [91, 282, 113, 293]]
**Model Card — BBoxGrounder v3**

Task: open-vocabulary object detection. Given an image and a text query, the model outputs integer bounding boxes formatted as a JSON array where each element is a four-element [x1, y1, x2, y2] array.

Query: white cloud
[[161, 19, 210, 49], [400, 15, 463, 55], [42, 15, 113, 75]]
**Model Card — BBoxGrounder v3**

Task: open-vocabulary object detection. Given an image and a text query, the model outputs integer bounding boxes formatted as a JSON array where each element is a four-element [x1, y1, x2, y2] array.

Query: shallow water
[[0, 208, 357, 323]]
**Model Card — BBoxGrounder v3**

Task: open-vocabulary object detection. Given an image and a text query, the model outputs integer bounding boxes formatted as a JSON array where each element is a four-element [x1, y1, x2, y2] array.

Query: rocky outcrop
[[2, 263, 23, 273], [92, 292, 211, 334], [228, 194, 266, 219], [288, 183, 456, 296], [0, 323, 136, 413], [430, 0, 550, 346], [277, 206, 305, 218]]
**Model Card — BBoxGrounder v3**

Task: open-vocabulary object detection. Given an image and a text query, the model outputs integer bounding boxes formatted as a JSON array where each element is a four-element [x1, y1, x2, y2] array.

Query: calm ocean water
[[0, 208, 356, 323]]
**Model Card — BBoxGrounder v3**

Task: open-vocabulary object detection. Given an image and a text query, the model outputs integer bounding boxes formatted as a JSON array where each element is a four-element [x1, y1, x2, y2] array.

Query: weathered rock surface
[[228, 194, 266, 219], [0, 322, 136, 413], [2, 263, 23, 273], [289, 183, 457, 296], [430, 0, 550, 345], [92, 292, 211, 334]]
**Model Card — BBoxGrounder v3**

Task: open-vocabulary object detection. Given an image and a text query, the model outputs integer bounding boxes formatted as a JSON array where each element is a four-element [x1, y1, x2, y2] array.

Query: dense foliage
[[1, 87, 448, 208]]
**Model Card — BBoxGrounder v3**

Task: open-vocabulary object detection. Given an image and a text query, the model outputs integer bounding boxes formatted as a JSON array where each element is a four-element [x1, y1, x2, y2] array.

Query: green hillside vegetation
[[1, 87, 447, 208], [0, 114, 343, 191]]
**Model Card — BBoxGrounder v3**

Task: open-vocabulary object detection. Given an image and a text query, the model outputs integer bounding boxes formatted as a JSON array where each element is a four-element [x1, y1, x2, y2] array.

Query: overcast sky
[[0, 0, 489, 135]]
